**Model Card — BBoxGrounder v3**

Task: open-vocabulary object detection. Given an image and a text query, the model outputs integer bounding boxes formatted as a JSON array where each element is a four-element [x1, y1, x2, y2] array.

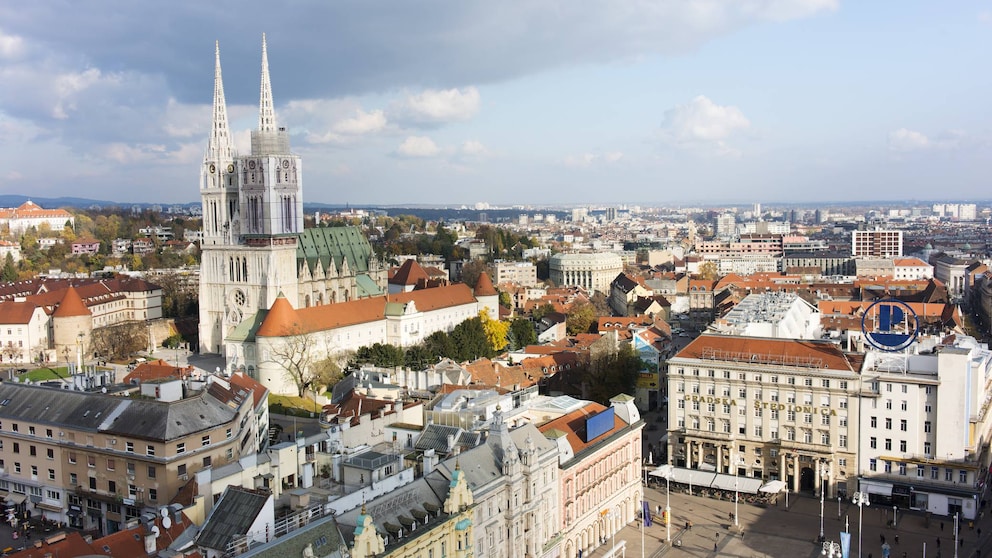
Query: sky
[[0, 1, 989, 207]]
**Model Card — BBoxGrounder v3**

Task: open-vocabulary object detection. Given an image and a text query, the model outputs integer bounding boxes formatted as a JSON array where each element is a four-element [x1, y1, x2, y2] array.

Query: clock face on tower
[[208, 163, 216, 174], [227, 163, 235, 173]]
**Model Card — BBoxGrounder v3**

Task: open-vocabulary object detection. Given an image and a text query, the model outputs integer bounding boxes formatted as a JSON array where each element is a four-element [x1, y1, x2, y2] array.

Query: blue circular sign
[[861, 298, 919, 352]]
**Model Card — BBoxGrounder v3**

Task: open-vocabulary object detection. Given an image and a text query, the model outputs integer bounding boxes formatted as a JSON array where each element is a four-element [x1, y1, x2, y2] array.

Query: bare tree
[[263, 323, 322, 398], [90, 322, 148, 361], [1, 343, 24, 364]]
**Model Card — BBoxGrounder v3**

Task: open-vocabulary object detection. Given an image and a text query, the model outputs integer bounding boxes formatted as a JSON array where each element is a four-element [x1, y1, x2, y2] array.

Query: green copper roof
[[355, 273, 383, 297], [227, 310, 269, 343], [297, 226, 374, 276]]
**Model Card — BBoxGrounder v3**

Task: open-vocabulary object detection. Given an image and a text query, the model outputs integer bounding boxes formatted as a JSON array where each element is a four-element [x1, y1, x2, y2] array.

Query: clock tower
[[198, 35, 304, 357]]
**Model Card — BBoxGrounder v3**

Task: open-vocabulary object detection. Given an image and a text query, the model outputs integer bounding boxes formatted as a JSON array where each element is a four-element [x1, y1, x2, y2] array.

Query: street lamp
[[821, 540, 842, 558], [818, 460, 829, 542], [852, 491, 870, 558], [657, 464, 673, 543]]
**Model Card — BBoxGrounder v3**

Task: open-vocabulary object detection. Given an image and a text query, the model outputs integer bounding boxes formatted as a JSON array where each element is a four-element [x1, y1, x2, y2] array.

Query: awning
[[35, 502, 62, 513], [760, 480, 787, 494], [5, 494, 26, 505], [737, 478, 763, 495], [860, 479, 893, 497], [669, 467, 716, 487], [710, 474, 741, 492]]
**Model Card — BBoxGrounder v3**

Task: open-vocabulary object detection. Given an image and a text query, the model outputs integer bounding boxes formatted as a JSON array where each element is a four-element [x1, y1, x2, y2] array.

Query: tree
[[498, 291, 512, 308], [311, 357, 345, 394], [581, 345, 643, 405], [460, 259, 488, 288], [155, 270, 199, 318], [508, 317, 537, 350], [90, 322, 148, 361], [1, 253, 17, 282], [478, 309, 510, 353], [263, 323, 322, 397], [450, 317, 492, 361], [566, 300, 596, 335], [532, 302, 556, 321], [590, 291, 612, 316], [1, 343, 24, 363], [698, 261, 718, 280]]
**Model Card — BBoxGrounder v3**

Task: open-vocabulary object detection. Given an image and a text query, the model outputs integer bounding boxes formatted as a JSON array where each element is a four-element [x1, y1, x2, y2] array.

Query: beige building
[[549, 252, 623, 295], [0, 380, 258, 535], [667, 334, 861, 498], [490, 260, 538, 287]]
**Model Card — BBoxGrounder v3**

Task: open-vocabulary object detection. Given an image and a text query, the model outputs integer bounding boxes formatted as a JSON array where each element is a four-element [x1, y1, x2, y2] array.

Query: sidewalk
[[578, 484, 990, 558]]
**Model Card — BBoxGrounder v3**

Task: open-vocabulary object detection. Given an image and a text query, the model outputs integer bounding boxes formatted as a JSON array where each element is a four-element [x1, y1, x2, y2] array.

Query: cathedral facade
[[198, 36, 385, 357]]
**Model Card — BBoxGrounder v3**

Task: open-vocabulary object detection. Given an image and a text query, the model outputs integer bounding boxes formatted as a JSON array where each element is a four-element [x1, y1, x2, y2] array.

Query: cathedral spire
[[258, 33, 276, 132], [208, 40, 234, 162]]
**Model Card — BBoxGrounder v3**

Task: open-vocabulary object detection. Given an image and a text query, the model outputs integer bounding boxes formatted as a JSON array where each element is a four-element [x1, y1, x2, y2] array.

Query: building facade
[[667, 334, 861, 498], [851, 229, 903, 258], [549, 252, 623, 295]]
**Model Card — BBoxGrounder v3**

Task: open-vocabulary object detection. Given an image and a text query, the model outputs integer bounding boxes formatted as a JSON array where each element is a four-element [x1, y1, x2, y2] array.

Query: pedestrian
[[685, 520, 690, 530], [936, 537, 941, 548], [714, 542, 718, 551], [978, 527, 982, 538], [960, 538, 964, 547], [941, 521, 945, 532], [894, 534, 899, 544], [740, 530, 744, 540]]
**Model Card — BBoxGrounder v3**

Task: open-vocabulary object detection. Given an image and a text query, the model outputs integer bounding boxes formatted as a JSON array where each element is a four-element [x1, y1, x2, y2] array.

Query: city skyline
[[0, 1, 989, 206]]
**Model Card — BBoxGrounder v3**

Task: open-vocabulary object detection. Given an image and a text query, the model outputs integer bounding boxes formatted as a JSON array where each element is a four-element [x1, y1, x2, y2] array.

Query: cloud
[[563, 151, 624, 167], [460, 140, 489, 156], [391, 87, 480, 126], [888, 128, 966, 152], [661, 95, 750, 157], [396, 135, 441, 158], [332, 108, 387, 135], [0, 28, 25, 59]]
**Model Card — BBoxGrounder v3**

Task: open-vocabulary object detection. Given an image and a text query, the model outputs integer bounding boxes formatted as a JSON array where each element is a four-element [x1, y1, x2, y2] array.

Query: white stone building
[[709, 292, 821, 340], [550, 252, 623, 295]]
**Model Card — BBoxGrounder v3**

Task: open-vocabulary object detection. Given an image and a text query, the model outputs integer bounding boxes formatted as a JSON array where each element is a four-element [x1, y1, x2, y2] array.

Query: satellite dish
[[162, 515, 172, 529], [160, 507, 169, 518], [101, 387, 107, 394], [150, 525, 160, 537]]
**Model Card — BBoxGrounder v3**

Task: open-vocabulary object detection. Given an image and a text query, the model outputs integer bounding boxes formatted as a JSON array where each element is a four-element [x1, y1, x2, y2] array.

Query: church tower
[[198, 35, 303, 358]]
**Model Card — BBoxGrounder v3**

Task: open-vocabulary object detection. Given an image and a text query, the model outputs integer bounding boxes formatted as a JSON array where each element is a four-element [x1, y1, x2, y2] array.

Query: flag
[[840, 531, 851, 558], [642, 501, 652, 527]]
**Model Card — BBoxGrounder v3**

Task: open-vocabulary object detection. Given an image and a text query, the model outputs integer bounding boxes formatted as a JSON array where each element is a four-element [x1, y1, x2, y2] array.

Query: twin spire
[[208, 34, 278, 161]]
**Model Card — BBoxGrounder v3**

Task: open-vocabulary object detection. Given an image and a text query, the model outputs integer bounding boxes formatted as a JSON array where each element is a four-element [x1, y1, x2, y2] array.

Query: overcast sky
[[0, 1, 989, 207]]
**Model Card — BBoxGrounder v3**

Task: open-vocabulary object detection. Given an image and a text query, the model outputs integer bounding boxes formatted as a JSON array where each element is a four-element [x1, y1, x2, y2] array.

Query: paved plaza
[[580, 483, 990, 558]]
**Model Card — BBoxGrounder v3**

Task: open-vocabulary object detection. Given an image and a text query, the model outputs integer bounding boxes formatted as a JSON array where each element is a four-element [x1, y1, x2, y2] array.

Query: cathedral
[[197, 36, 386, 357]]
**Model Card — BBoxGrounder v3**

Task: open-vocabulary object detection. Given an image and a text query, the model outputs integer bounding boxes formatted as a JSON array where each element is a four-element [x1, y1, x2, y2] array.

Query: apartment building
[[851, 229, 903, 258], [0, 381, 257, 535]]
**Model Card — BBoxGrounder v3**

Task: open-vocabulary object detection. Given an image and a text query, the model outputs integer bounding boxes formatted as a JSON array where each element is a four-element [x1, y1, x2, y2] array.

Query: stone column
[[814, 459, 822, 494], [792, 454, 800, 492], [779, 452, 786, 479], [697, 442, 705, 468], [717, 445, 724, 473]]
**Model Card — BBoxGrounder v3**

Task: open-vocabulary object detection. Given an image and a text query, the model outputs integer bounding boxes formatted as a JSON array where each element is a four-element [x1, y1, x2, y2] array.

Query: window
[[30, 465, 37, 477], [945, 469, 953, 481], [708, 403, 715, 413], [822, 379, 830, 388], [901, 400, 907, 411], [48, 468, 55, 481], [821, 415, 830, 426], [787, 410, 796, 421], [177, 464, 187, 476], [804, 414, 812, 424], [125, 441, 134, 453], [839, 416, 848, 427], [869, 459, 877, 472], [12, 442, 18, 454], [89, 477, 96, 490], [840, 381, 848, 390], [925, 403, 932, 413], [803, 431, 813, 444], [899, 463, 907, 476], [884, 461, 892, 473], [723, 404, 730, 414], [884, 439, 892, 451], [176, 443, 185, 454], [885, 418, 892, 430], [839, 458, 847, 466], [917, 466, 924, 478], [46, 448, 53, 460], [28, 426, 35, 436], [226, 428, 233, 439], [754, 426, 763, 437], [149, 488, 157, 501], [788, 377, 796, 385], [147, 466, 156, 479], [870, 437, 877, 449], [960, 470, 968, 483], [754, 407, 762, 417], [203, 456, 212, 467], [107, 459, 115, 471], [771, 409, 779, 420], [886, 383, 892, 392], [739, 388, 746, 398], [925, 386, 933, 394], [87, 456, 95, 468], [870, 416, 878, 428], [28, 446, 36, 457], [108, 480, 116, 493], [771, 376, 778, 384], [201, 435, 211, 447], [820, 432, 829, 445], [69, 473, 77, 485], [804, 378, 813, 387], [226, 448, 234, 460], [931, 466, 939, 479], [924, 421, 931, 433], [839, 435, 847, 448], [68, 453, 77, 464], [146, 445, 155, 457], [839, 398, 847, 409], [126, 462, 135, 476], [900, 440, 907, 452], [901, 384, 908, 393], [45, 429, 52, 438], [900, 420, 907, 431], [886, 399, 892, 410]]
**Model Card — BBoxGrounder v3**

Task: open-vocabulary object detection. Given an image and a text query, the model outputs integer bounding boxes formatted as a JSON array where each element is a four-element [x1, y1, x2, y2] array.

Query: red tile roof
[[122, 359, 192, 384], [52, 285, 90, 317], [230, 372, 269, 409], [0, 300, 41, 325], [674, 334, 856, 371], [389, 259, 429, 286], [538, 401, 627, 453], [474, 271, 498, 297]]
